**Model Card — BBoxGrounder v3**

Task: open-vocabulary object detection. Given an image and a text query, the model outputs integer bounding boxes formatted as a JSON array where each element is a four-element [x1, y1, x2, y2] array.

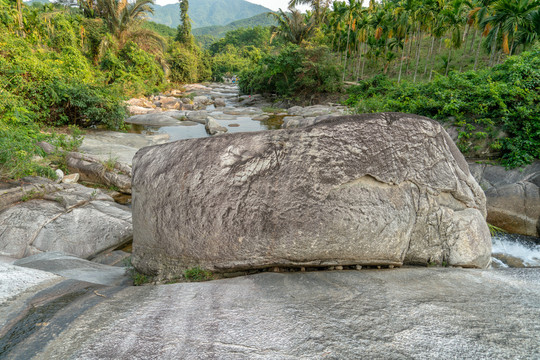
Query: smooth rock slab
[[0, 183, 132, 260], [132, 113, 490, 277], [5, 269, 540, 359], [13, 252, 130, 286]]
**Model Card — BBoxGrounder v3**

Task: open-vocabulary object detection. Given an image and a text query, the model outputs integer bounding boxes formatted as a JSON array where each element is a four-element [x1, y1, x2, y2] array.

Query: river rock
[[0, 180, 132, 260], [205, 117, 228, 135], [132, 113, 490, 277], [125, 113, 182, 127], [485, 182, 540, 236], [214, 98, 226, 107], [469, 161, 540, 236]]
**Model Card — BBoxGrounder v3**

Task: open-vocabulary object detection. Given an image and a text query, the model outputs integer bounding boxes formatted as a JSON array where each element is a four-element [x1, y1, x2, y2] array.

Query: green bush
[[345, 48, 540, 168], [239, 43, 342, 97], [167, 43, 211, 84]]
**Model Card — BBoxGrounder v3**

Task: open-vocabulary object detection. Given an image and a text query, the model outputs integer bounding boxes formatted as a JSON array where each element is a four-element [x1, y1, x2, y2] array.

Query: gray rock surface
[[13, 252, 130, 286], [80, 131, 169, 165], [125, 113, 182, 126], [132, 113, 490, 277], [205, 116, 228, 135], [0, 182, 132, 260], [3, 269, 539, 359], [469, 161, 540, 236], [0, 262, 59, 303]]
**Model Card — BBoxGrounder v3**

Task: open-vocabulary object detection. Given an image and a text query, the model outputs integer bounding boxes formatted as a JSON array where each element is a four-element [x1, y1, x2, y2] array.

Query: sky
[[155, 0, 308, 11]]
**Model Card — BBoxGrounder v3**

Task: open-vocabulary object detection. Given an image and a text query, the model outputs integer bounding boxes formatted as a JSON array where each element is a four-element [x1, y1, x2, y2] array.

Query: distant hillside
[[149, 0, 272, 29], [142, 21, 176, 38], [193, 12, 276, 39]]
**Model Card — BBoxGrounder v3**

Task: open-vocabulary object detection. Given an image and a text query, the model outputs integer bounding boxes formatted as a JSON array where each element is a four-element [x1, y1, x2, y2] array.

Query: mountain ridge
[[149, 0, 272, 29]]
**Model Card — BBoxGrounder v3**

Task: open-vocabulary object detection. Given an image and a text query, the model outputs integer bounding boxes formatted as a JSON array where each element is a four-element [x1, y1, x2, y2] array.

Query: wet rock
[[492, 253, 525, 268], [13, 252, 130, 286], [205, 117, 228, 135], [132, 113, 490, 277], [252, 114, 270, 121], [0, 180, 132, 260], [214, 98, 226, 107]]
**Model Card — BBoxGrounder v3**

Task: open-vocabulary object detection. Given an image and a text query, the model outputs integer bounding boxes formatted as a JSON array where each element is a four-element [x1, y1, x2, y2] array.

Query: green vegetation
[[193, 12, 276, 45], [239, 43, 342, 97], [345, 47, 540, 168], [124, 258, 152, 286], [184, 267, 213, 282], [0, 0, 210, 180]]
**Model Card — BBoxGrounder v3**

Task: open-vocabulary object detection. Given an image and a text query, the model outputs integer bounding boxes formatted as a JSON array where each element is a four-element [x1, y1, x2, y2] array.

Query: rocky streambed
[[1, 83, 540, 359]]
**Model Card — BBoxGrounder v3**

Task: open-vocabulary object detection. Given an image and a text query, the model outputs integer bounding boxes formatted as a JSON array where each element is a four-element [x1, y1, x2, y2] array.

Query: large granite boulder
[[132, 113, 491, 277], [0, 178, 132, 260]]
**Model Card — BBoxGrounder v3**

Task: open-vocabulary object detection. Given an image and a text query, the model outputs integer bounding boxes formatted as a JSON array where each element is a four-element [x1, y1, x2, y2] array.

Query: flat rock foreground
[[1, 263, 539, 359]]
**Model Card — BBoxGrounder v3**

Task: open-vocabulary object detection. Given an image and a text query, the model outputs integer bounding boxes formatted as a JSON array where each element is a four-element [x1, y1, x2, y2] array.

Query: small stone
[[388, 265, 394, 269], [335, 265, 343, 270], [377, 266, 381, 269], [55, 169, 64, 183], [300, 267, 305, 272], [228, 123, 240, 127], [356, 265, 362, 270], [62, 173, 80, 184], [328, 266, 335, 270], [273, 267, 280, 272]]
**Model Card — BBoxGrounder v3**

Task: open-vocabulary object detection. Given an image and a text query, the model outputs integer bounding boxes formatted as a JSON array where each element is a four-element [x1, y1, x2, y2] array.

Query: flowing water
[[492, 233, 540, 268]]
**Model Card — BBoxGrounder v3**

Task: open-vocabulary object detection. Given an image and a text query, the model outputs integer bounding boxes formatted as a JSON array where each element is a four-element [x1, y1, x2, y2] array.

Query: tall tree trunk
[[469, 29, 478, 52], [342, 20, 352, 82], [445, 48, 452, 76], [462, 24, 470, 53], [361, 42, 366, 79], [424, 35, 435, 76], [473, 34, 483, 70], [489, 26, 500, 67], [398, 36, 407, 84], [405, 29, 414, 75], [428, 37, 439, 81], [413, 29, 422, 83], [16, 0, 23, 35]]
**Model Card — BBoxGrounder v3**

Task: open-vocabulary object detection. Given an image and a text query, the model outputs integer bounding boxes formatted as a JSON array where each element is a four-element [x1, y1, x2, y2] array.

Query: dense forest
[[0, 0, 539, 180]]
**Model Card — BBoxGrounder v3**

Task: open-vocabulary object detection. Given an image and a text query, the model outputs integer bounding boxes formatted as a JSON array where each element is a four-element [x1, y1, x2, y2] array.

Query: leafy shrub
[[167, 43, 211, 84], [239, 43, 342, 97], [345, 47, 540, 168]]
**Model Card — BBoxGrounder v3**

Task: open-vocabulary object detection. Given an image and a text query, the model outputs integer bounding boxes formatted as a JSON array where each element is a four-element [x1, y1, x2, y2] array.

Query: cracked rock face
[[132, 113, 491, 277], [0, 181, 132, 260]]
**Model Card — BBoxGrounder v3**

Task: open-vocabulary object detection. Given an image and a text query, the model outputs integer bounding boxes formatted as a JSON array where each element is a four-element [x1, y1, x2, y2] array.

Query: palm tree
[[484, 0, 540, 56], [95, 0, 164, 56], [288, 0, 331, 25], [270, 8, 315, 45], [441, 0, 466, 75]]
